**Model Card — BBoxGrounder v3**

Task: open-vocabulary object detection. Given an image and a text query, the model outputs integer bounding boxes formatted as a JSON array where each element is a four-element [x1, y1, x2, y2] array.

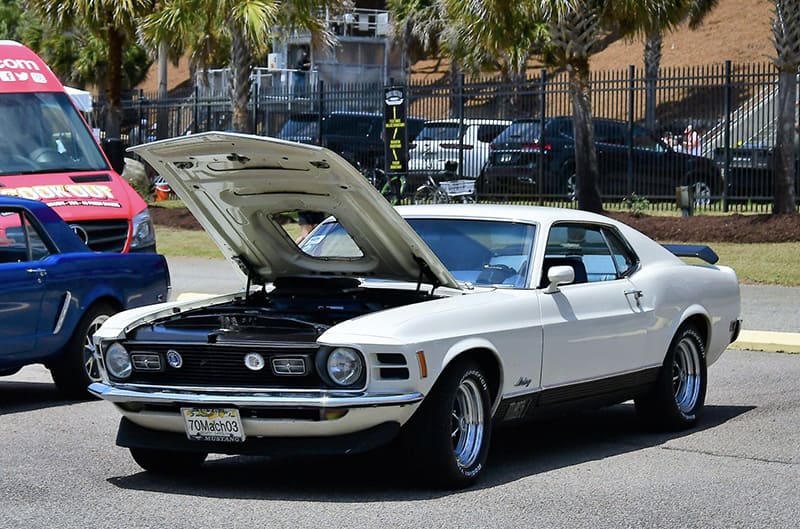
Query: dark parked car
[[480, 117, 722, 202], [0, 196, 170, 398], [276, 111, 425, 171], [713, 143, 800, 201]]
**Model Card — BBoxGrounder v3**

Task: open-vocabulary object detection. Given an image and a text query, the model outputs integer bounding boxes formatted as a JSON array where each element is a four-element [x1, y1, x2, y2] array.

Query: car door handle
[[624, 289, 643, 308], [27, 268, 47, 282]]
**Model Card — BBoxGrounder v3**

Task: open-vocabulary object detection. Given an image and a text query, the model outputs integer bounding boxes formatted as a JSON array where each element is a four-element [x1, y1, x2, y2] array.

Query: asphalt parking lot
[[2, 348, 799, 529], [1, 258, 798, 528]]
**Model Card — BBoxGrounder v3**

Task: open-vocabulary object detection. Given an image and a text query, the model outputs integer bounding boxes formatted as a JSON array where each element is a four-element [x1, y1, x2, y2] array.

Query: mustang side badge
[[514, 376, 532, 387]]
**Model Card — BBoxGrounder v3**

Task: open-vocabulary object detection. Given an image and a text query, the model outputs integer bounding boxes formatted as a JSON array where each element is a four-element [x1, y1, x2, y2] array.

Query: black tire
[[398, 358, 492, 489], [50, 302, 117, 399], [691, 180, 713, 207], [130, 447, 207, 474], [635, 325, 707, 430]]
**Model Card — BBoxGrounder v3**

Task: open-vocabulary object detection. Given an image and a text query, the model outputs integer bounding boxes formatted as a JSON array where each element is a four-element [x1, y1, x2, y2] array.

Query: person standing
[[295, 210, 325, 243], [294, 48, 311, 95], [684, 124, 702, 156]]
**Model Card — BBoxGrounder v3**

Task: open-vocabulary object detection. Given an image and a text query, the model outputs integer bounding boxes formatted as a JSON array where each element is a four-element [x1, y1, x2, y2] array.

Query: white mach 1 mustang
[[90, 132, 741, 489]]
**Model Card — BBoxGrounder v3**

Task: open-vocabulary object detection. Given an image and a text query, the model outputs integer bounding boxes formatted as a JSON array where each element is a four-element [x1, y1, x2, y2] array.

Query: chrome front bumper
[[88, 382, 424, 409]]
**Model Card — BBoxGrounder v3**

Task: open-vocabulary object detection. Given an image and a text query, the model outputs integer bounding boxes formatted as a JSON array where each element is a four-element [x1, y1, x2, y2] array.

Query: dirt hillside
[[138, 0, 777, 93]]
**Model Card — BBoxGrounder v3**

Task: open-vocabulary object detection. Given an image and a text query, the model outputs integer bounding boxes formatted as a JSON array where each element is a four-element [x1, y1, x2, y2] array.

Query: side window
[[602, 228, 639, 277], [0, 210, 51, 263], [542, 223, 623, 286], [632, 125, 662, 151], [594, 122, 625, 145], [476, 124, 507, 143]]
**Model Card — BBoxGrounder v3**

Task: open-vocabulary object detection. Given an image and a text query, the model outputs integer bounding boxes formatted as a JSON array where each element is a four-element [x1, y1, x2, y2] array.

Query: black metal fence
[[116, 62, 798, 212]]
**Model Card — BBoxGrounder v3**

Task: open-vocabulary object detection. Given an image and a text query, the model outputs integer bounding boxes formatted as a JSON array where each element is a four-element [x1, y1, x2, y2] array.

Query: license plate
[[182, 408, 245, 442]]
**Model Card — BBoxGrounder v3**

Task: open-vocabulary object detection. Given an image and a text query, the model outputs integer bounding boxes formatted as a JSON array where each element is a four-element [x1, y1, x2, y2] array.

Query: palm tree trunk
[[643, 30, 662, 130], [773, 69, 798, 214], [229, 21, 252, 133], [105, 23, 124, 139], [568, 61, 603, 213]]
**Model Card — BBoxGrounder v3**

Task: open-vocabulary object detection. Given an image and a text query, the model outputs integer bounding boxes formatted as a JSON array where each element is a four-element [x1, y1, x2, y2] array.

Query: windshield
[[493, 120, 542, 144], [415, 123, 461, 142], [0, 92, 108, 176], [302, 217, 537, 288]]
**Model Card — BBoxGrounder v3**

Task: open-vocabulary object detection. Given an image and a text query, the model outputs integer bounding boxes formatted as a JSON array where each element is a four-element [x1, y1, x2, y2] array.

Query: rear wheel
[[692, 180, 712, 206], [50, 302, 117, 399], [398, 359, 492, 489], [635, 325, 707, 430], [413, 185, 445, 204], [130, 447, 207, 474]]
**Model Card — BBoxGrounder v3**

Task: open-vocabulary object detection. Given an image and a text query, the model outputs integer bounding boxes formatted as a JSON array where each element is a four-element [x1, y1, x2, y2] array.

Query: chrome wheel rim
[[83, 315, 109, 382], [566, 174, 577, 202], [451, 377, 485, 470], [673, 336, 701, 413], [693, 182, 711, 206]]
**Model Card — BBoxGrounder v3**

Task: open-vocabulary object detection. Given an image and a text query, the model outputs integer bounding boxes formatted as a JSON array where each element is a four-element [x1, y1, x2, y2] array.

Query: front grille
[[73, 219, 129, 252], [118, 343, 325, 389]]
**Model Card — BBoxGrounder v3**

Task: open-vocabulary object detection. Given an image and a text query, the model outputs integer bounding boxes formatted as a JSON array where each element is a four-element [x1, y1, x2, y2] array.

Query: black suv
[[480, 116, 722, 202], [277, 111, 425, 171]]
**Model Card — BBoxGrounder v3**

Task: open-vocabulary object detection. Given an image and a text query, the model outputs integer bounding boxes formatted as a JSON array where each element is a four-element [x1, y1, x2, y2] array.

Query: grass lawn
[[154, 226, 800, 286]]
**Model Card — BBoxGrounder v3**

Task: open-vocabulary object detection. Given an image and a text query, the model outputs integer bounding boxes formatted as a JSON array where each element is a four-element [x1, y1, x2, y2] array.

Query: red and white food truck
[[0, 40, 155, 252]]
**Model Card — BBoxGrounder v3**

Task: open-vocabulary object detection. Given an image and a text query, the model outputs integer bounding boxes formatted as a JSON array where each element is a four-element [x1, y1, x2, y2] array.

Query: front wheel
[[50, 302, 117, 399], [635, 325, 707, 430], [130, 447, 207, 474], [398, 359, 492, 489]]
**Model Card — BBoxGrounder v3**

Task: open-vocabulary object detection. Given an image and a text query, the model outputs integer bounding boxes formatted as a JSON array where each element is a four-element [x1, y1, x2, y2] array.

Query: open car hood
[[131, 132, 460, 289]]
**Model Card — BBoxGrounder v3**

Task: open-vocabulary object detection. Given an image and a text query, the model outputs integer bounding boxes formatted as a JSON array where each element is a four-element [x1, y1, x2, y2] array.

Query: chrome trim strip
[[88, 382, 423, 409], [52, 291, 72, 335]]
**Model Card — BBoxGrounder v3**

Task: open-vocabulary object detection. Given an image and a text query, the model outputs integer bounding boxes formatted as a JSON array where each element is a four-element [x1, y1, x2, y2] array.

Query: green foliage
[[1, 0, 151, 90], [621, 193, 651, 217]]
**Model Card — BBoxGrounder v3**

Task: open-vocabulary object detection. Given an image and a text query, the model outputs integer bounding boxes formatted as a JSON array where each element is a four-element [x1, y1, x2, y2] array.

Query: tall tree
[[771, 0, 799, 214], [141, 0, 342, 133], [439, 0, 700, 213], [642, 1, 719, 129], [27, 0, 154, 138]]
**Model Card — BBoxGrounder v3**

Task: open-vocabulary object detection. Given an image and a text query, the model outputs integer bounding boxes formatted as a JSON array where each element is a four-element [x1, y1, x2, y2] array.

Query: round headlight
[[106, 342, 132, 379], [326, 347, 363, 387]]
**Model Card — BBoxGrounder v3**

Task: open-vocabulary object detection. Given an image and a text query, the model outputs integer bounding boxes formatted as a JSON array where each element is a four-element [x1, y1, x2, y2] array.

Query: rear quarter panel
[[621, 224, 740, 367]]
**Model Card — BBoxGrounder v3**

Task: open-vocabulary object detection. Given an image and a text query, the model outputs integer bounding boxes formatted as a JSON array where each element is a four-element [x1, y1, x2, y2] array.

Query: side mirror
[[544, 265, 575, 294], [102, 137, 125, 174]]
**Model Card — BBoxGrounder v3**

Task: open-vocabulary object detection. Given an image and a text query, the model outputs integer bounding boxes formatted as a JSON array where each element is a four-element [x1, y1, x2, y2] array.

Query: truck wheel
[[130, 447, 207, 474], [399, 359, 492, 489], [635, 325, 707, 430], [50, 302, 116, 399]]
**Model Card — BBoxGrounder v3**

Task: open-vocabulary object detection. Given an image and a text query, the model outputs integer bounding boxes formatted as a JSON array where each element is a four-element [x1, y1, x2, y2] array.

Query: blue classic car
[[0, 196, 170, 398]]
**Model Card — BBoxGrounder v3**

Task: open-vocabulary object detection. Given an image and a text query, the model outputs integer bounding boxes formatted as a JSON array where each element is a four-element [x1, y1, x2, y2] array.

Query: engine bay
[[129, 277, 438, 343]]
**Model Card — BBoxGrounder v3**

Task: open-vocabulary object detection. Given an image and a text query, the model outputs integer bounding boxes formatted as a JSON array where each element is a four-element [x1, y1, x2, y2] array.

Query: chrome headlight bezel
[[320, 347, 365, 388], [105, 342, 132, 380]]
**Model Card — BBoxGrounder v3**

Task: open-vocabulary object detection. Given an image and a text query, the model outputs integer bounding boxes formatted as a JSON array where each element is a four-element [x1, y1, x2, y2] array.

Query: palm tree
[[440, 0, 699, 213], [770, 0, 799, 214], [141, 0, 342, 133], [642, 1, 719, 129], [27, 0, 154, 138]]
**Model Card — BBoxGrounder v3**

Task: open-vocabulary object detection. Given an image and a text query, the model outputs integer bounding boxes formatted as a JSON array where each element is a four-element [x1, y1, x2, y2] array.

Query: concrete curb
[[730, 330, 800, 354]]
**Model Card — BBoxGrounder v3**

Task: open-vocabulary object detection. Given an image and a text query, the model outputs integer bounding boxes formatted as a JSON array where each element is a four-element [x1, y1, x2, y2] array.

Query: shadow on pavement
[[0, 380, 79, 415], [106, 403, 753, 501]]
